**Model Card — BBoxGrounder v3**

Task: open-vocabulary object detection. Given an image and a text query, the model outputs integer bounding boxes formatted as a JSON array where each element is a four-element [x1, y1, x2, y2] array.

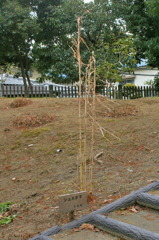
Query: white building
[[120, 67, 159, 87], [134, 67, 158, 86]]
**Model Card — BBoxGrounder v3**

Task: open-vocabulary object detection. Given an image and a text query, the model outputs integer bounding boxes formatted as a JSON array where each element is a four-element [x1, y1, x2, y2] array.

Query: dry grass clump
[[106, 105, 137, 118], [95, 97, 138, 118], [10, 98, 32, 108], [13, 113, 55, 128]]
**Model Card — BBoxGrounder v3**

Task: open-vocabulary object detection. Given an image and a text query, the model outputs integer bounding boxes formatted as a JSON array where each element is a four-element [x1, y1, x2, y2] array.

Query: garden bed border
[[28, 180, 159, 240]]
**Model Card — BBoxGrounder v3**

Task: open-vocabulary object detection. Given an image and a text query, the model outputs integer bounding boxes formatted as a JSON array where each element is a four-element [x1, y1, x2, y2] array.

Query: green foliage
[[123, 83, 137, 88], [0, 0, 40, 94], [0, 202, 12, 213], [146, 0, 159, 16], [0, 215, 16, 225], [0, 202, 16, 225], [97, 36, 136, 84], [34, 43, 79, 84], [118, 0, 159, 68], [0, 0, 138, 85], [144, 79, 154, 86], [21, 127, 50, 138], [153, 73, 159, 90], [34, 0, 137, 84], [33, 0, 85, 83]]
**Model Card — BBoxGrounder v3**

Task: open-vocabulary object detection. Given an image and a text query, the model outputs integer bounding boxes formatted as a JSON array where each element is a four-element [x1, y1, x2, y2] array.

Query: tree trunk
[[19, 58, 29, 97], [26, 70, 33, 97], [25, 58, 33, 97]]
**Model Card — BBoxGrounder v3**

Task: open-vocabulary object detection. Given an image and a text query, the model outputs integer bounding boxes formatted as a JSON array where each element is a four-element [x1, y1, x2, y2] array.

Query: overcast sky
[[84, 0, 93, 3]]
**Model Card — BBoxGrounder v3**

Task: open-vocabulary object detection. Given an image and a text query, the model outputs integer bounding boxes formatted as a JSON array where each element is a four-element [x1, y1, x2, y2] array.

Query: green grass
[[21, 126, 50, 138]]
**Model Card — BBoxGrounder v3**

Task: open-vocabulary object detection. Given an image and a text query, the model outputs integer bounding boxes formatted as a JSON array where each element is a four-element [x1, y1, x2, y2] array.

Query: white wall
[[134, 69, 159, 86]]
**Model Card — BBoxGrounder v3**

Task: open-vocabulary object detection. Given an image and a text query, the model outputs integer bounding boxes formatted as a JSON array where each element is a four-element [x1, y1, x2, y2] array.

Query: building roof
[[0, 74, 68, 88]]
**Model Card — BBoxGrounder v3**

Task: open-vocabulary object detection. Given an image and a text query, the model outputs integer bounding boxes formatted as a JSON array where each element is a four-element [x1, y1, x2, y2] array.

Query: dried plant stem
[[90, 52, 96, 191], [83, 79, 88, 191], [76, 17, 97, 191], [72, 16, 120, 193], [77, 17, 84, 191]]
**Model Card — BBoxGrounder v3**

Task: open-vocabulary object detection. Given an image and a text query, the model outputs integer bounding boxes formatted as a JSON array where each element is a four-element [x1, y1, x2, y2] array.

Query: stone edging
[[28, 180, 159, 240]]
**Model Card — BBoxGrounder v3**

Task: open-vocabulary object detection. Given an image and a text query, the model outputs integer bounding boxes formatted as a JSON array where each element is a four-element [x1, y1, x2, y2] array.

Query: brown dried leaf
[[79, 223, 94, 231], [73, 228, 80, 232], [87, 192, 97, 203], [129, 206, 138, 213], [94, 228, 100, 232]]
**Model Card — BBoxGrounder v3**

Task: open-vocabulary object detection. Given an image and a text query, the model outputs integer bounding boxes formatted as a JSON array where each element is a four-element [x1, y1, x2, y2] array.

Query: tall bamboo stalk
[[77, 17, 84, 190], [90, 52, 96, 191], [72, 16, 119, 193], [83, 77, 88, 190]]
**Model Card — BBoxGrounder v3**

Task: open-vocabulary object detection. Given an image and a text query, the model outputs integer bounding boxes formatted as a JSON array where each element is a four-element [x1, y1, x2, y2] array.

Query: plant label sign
[[59, 191, 87, 213]]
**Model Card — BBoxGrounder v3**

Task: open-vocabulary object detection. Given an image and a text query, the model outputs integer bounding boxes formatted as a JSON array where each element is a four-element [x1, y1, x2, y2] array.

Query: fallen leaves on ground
[[13, 113, 55, 128], [87, 192, 97, 203], [127, 205, 143, 213], [72, 223, 100, 232]]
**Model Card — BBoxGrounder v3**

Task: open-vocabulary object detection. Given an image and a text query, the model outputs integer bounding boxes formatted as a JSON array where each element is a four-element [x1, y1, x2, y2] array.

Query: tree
[[0, 0, 39, 95], [0, 0, 137, 88], [96, 36, 136, 85], [116, 0, 159, 68], [0, 0, 64, 94], [34, 0, 136, 84], [78, 0, 136, 84], [33, 0, 85, 84], [146, 0, 159, 16]]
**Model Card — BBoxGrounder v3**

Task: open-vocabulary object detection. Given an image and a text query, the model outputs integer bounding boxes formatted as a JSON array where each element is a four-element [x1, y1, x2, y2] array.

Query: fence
[[1, 84, 159, 99]]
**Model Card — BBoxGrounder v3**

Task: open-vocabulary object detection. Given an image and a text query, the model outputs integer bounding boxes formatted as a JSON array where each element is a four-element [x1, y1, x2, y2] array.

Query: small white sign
[[59, 191, 87, 213]]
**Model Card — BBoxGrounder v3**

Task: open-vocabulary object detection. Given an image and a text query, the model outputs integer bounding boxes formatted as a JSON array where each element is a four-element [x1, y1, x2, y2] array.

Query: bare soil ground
[[1, 97, 159, 240]]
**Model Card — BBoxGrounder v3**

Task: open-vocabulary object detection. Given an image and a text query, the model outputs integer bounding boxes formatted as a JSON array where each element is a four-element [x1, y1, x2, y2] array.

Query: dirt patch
[[1, 97, 159, 240]]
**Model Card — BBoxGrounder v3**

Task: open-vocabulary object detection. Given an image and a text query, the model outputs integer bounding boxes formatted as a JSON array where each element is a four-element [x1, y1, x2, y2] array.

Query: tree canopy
[[33, 0, 137, 84], [0, 0, 40, 94], [117, 0, 159, 68]]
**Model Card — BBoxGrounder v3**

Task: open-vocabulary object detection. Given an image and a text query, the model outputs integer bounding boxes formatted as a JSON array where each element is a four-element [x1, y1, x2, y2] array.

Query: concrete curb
[[90, 214, 159, 240]]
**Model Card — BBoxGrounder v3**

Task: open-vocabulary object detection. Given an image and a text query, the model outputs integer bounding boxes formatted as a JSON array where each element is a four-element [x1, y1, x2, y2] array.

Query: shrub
[[123, 83, 137, 88], [153, 73, 159, 91], [10, 98, 32, 108]]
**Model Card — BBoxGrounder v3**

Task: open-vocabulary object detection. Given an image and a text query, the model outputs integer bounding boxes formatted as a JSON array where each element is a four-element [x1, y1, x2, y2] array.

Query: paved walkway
[[52, 229, 118, 240]]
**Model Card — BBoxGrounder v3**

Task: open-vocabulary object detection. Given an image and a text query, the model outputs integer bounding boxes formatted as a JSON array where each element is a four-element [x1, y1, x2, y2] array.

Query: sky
[[84, 0, 93, 3]]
